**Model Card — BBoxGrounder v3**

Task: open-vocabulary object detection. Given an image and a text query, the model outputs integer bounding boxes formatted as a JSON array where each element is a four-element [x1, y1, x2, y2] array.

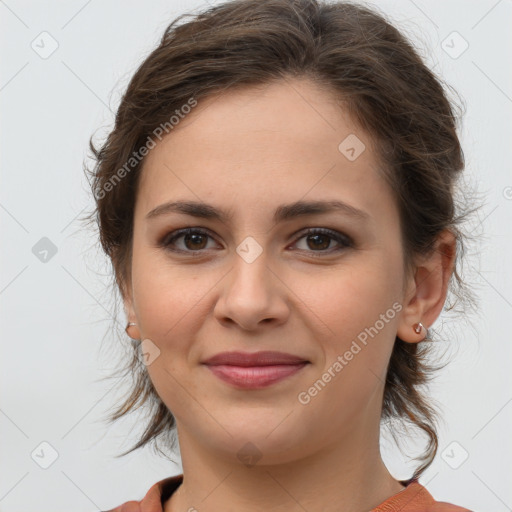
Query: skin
[[123, 77, 456, 512]]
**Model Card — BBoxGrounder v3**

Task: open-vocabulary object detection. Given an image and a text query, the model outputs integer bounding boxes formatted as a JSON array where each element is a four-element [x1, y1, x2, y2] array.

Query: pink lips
[[202, 351, 309, 389]]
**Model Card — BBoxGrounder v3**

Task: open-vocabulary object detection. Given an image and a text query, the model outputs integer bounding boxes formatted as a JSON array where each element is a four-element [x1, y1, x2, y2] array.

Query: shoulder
[[373, 481, 473, 512], [102, 475, 472, 512], [101, 474, 183, 512], [426, 502, 473, 512]]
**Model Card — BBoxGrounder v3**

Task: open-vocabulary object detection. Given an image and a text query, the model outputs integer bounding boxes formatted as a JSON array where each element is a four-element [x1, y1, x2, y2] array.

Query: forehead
[[136, 78, 395, 225]]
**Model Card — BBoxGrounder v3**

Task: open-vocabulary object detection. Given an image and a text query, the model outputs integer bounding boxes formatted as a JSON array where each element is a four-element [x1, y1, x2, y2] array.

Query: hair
[[83, 0, 479, 481]]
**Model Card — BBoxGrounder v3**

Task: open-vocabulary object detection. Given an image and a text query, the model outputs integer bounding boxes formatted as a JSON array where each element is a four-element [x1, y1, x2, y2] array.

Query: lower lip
[[204, 363, 308, 389]]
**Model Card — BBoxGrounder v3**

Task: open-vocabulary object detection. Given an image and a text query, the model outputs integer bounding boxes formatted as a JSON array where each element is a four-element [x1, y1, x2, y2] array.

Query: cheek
[[130, 246, 195, 343], [309, 254, 403, 368], [130, 245, 223, 364], [133, 287, 202, 354], [317, 256, 401, 322], [295, 264, 402, 428]]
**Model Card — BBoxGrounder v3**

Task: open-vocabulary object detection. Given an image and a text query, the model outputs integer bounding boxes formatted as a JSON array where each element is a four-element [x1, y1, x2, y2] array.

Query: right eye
[[160, 228, 220, 253]]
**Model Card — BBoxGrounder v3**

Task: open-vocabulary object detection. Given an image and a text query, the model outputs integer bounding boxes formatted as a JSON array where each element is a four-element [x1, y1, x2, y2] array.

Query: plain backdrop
[[1, 0, 511, 511]]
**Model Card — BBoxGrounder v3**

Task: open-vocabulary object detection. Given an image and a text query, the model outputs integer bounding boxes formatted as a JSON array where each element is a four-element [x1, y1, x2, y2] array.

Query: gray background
[[1, 0, 511, 511]]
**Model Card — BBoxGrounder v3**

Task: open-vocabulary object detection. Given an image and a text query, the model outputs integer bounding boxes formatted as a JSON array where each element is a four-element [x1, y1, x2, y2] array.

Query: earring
[[125, 322, 139, 341], [413, 322, 429, 341], [413, 322, 424, 334]]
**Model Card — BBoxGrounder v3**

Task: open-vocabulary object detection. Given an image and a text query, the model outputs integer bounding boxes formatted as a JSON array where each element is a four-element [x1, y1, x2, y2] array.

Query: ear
[[121, 279, 141, 341], [397, 229, 456, 343]]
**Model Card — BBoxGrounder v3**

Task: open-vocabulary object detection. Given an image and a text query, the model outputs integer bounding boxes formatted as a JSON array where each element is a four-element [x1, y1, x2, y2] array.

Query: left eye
[[293, 228, 353, 254], [160, 228, 353, 255]]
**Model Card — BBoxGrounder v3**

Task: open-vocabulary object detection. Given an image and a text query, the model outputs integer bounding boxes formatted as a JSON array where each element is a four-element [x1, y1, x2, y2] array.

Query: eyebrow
[[145, 199, 370, 224]]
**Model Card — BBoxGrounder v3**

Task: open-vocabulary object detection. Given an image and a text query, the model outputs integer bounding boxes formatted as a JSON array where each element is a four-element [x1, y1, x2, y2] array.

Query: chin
[[200, 414, 312, 467]]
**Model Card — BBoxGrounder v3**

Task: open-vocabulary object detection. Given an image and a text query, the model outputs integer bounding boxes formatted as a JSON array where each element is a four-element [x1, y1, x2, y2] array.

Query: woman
[[85, 0, 475, 510]]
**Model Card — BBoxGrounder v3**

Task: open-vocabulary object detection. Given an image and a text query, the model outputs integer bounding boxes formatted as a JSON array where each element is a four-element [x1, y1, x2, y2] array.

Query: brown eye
[[161, 228, 216, 253], [160, 227, 353, 257], [183, 232, 208, 250], [293, 228, 353, 255], [305, 233, 331, 250]]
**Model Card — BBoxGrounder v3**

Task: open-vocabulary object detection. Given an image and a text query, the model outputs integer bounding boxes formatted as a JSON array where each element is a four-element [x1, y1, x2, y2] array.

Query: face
[[125, 78, 409, 465]]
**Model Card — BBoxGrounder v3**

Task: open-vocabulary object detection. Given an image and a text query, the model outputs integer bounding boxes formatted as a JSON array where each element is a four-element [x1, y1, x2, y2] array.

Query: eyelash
[[159, 227, 354, 257]]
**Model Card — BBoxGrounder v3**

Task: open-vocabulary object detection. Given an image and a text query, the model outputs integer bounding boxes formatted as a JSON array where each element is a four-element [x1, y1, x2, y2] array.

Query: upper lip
[[202, 351, 309, 367]]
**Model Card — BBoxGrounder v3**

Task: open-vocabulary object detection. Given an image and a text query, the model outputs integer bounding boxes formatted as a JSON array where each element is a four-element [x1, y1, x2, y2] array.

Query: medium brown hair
[[83, 0, 478, 480]]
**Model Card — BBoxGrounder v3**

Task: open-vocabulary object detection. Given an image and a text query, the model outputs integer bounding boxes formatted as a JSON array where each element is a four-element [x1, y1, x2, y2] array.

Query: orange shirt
[[103, 474, 473, 511]]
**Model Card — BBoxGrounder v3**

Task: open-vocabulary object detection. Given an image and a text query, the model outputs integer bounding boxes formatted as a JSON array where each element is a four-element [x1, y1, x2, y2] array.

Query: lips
[[202, 350, 309, 366], [202, 351, 309, 389]]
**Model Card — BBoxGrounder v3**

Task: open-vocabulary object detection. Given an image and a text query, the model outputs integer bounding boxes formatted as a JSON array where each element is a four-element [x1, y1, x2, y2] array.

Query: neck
[[165, 418, 405, 512]]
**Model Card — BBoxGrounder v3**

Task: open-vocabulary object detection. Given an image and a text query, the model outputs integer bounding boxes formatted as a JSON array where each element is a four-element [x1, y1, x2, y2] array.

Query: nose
[[213, 250, 289, 332]]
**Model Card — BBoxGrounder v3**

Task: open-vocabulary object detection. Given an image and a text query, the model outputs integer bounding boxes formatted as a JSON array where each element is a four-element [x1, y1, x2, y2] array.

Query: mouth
[[202, 351, 310, 389]]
